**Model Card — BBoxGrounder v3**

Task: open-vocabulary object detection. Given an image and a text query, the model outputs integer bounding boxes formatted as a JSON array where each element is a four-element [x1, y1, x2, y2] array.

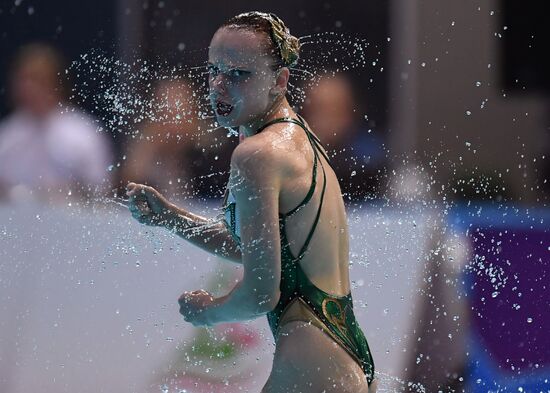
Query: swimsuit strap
[[294, 158, 327, 261], [256, 116, 306, 133], [256, 116, 329, 218], [296, 114, 332, 164], [260, 117, 376, 386], [255, 116, 329, 262]]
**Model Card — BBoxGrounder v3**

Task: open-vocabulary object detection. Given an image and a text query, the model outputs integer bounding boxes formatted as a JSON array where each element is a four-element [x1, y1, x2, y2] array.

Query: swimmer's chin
[[214, 112, 241, 128], [215, 116, 235, 128]]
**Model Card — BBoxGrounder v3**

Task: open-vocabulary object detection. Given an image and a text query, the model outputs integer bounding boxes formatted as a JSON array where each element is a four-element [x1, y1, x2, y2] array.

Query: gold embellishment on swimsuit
[[276, 298, 327, 338], [275, 297, 367, 373], [322, 298, 349, 337]]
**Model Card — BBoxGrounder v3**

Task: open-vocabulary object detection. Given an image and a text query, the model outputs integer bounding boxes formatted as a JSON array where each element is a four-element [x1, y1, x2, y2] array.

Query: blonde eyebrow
[[207, 61, 251, 71]]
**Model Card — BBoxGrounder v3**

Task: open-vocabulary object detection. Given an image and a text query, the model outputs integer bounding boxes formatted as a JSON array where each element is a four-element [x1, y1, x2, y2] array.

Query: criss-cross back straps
[[292, 157, 327, 261], [255, 116, 329, 262], [257, 116, 330, 218]]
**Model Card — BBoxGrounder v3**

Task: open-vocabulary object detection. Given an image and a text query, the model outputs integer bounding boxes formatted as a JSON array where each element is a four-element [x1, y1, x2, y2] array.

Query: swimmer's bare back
[[252, 120, 351, 296], [243, 122, 377, 392]]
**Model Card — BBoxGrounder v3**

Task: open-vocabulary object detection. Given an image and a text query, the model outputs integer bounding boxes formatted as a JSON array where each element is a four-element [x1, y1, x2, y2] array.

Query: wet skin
[[128, 26, 376, 392]]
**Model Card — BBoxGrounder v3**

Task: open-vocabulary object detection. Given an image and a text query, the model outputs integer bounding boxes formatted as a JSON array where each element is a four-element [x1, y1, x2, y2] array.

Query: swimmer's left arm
[[180, 141, 282, 325]]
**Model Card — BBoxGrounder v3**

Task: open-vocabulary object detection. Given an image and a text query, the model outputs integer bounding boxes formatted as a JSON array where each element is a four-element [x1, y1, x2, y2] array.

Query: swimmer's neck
[[239, 97, 295, 139]]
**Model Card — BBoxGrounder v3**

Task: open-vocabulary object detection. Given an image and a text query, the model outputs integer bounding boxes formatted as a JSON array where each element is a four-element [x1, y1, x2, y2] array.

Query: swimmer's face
[[208, 27, 281, 128]]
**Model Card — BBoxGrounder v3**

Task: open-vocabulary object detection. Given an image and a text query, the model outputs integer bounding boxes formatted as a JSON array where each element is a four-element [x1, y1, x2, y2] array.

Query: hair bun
[[267, 13, 300, 67]]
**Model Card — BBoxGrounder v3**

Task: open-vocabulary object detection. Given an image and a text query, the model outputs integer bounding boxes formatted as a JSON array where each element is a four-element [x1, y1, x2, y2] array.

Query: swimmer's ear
[[271, 67, 290, 97]]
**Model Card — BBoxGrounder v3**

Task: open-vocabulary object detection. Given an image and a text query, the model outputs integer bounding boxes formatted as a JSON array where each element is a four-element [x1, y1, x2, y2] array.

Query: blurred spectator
[[387, 162, 469, 392], [0, 43, 113, 202], [302, 73, 387, 201], [120, 78, 236, 200]]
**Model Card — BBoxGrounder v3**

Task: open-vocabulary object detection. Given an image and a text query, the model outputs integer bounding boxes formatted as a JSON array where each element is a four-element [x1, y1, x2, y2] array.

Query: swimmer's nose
[[209, 74, 228, 94]]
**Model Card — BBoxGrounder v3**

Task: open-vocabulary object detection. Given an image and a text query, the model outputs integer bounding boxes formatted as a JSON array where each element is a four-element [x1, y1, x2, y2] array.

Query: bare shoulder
[[231, 123, 301, 180]]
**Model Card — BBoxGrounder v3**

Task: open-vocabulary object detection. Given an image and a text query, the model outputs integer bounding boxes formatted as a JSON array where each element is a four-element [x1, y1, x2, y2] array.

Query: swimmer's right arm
[[126, 182, 242, 263]]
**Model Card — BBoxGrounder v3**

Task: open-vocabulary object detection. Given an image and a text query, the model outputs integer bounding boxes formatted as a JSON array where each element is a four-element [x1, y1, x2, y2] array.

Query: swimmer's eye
[[227, 69, 250, 78], [207, 64, 220, 77], [207, 64, 250, 80]]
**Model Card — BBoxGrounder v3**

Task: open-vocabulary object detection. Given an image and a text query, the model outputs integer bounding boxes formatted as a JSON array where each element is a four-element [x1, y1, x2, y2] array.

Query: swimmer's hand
[[178, 289, 216, 327], [126, 182, 174, 226]]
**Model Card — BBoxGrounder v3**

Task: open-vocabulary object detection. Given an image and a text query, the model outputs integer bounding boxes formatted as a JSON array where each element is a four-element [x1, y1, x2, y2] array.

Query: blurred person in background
[[302, 73, 386, 201], [0, 43, 113, 203], [121, 78, 201, 198], [120, 78, 235, 200], [386, 162, 468, 392]]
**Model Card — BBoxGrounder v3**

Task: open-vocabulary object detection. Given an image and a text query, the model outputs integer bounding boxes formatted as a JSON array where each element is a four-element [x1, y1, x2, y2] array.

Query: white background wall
[[0, 201, 462, 392]]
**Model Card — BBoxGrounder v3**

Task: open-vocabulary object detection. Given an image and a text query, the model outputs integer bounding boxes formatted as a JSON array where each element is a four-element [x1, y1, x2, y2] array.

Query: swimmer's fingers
[[126, 183, 176, 227], [127, 197, 161, 227], [126, 183, 152, 204], [178, 292, 196, 321], [126, 183, 149, 209], [128, 197, 150, 212], [128, 197, 153, 224], [125, 182, 141, 197], [126, 182, 171, 215], [178, 291, 214, 326]]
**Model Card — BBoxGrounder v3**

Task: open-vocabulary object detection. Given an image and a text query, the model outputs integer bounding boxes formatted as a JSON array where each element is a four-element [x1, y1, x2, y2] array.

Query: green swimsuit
[[222, 116, 375, 385]]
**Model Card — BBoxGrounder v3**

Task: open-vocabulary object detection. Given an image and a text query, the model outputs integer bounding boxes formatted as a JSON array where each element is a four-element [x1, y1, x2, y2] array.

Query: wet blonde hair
[[222, 11, 300, 68]]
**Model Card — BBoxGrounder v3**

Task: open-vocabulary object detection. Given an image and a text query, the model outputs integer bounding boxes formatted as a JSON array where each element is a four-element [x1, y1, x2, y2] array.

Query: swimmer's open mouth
[[216, 101, 234, 116]]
